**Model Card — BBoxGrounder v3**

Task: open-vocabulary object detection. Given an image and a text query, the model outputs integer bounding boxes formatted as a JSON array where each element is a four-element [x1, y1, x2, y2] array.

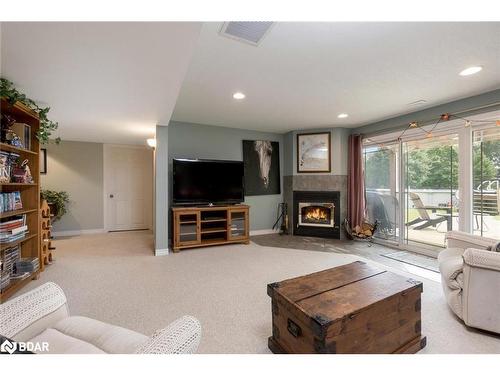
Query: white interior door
[[104, 145, 153, 231]]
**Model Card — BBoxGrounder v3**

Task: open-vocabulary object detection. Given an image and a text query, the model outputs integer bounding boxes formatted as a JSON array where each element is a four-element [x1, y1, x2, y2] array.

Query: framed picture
[[242, 140, 281, 196], [297, 132, 331, 173], [40, 148, 47, 174]]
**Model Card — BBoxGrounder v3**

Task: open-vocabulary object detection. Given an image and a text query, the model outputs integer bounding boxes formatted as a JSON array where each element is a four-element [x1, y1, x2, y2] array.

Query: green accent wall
[[284, 127, 350, 176], [168, 121, 284, 232]]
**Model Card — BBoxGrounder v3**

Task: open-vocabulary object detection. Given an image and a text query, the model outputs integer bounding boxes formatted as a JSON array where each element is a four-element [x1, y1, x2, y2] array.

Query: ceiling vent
[[219, 22, 274, 46]]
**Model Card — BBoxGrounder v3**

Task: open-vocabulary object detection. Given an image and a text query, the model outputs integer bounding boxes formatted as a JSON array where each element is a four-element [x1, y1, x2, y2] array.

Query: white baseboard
[[250, 229, 279, 236], [52, 228, 106, 238], [155, 248, 170, 256]]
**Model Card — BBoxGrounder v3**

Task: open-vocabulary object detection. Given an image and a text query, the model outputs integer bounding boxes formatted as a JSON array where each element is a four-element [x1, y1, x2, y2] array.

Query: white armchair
[[438, 231, 500, 334], [0, 282, 201, 354]]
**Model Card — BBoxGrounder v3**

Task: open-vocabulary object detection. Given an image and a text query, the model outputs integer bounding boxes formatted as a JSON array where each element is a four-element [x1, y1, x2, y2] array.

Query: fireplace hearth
[[293, 191, 340, 239]]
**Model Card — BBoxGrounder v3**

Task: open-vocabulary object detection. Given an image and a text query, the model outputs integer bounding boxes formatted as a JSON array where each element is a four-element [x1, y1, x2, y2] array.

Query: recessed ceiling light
[[233, 92, 246, 100], [459, 66, 482, 76], [337, 113, 348, 119]]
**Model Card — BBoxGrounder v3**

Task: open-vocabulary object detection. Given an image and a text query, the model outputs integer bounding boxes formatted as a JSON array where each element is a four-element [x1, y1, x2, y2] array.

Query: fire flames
[[305, 207, 328, 222]]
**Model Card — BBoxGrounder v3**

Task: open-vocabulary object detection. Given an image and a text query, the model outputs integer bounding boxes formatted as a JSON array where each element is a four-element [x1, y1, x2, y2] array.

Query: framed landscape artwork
[[242, 140, 281, 196], [296, 132, 331, 173]]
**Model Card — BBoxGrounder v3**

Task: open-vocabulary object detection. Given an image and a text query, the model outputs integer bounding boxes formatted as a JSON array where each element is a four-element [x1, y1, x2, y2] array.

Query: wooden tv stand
[[172, 205, 250, 252]]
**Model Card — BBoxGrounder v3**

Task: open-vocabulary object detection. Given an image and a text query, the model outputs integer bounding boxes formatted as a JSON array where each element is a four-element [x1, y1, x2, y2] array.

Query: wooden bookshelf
[[0, 233, 38, 251], [0, 270, 40, 301], [1, 98, 41, 303], [0, 142, 38, 155], [0, 208, 38, 219]]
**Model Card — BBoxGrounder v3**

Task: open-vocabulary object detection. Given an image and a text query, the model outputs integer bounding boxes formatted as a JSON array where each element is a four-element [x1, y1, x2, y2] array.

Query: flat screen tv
[[173, 158, 244, 205]]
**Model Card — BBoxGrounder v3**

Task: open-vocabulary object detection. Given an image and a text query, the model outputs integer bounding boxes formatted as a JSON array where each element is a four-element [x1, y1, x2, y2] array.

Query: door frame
[[103, 144, 154, 232]]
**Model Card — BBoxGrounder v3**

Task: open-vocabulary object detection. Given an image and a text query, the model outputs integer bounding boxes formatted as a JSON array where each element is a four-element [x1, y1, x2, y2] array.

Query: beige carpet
[[16, 231, 500, 354]]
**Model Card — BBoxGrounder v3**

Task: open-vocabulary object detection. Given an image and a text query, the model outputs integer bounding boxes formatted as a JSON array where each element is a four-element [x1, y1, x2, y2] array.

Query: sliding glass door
[[403, 134, 460, 247], [364, 113, 498, 254], [364, 143, 400, 243], [473, 127, 500, 239]]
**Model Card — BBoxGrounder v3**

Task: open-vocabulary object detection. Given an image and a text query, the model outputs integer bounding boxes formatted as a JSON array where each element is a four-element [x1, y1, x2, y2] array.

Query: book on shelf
[[0, 215, 28, 243], [0, 151, 21, 184], [0, 272, 10, 291], [0, 191, 23, 213], [0, 216, 25, 229], [0, 151, 10, 184], [14, 257, 39, 274], [10, 271, 31, 281], [1, 245, 21, 291], [0, 232, 27, 244], [10, 225, 28, 236]]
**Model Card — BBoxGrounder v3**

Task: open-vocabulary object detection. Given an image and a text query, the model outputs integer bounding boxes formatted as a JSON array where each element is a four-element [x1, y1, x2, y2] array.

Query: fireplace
[[299, 203, 334, 227], [293, 191, 340, 239]]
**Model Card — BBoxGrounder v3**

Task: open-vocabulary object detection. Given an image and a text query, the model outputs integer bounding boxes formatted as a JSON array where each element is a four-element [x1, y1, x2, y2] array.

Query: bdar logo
[[0, 339, 17, 354]]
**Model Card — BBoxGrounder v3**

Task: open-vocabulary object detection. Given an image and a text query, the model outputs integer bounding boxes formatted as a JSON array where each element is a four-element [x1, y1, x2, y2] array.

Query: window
[[473, 127, 500, 239]]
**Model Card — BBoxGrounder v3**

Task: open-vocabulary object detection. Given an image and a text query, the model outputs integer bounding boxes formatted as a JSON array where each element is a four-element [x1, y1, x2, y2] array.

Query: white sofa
[[0, 282, 201, 354], [438, 231, 500, 334]]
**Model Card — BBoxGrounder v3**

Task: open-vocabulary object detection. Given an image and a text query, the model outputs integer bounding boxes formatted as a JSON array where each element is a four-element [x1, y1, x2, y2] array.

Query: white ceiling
[[1, 22, 201, 144], [172, 22, 500, 133], [1, 22, 499, 143]]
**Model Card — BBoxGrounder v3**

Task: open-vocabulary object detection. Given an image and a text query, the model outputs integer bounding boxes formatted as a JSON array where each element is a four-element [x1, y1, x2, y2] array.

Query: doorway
[[104, 145, 153, 232]]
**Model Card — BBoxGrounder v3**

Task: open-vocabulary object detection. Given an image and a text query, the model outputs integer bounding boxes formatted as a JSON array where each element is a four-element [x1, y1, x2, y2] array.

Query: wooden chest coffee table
[[267, 261, 426, 354]]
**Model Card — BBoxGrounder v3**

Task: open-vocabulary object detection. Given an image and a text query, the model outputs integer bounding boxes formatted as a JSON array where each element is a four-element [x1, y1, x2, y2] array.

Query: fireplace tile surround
[[283, 175, 347, 239]]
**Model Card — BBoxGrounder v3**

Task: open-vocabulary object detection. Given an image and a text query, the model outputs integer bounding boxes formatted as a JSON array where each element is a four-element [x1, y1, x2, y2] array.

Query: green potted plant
[[0, 78, 61, 144], [41, 190, 70, 222]]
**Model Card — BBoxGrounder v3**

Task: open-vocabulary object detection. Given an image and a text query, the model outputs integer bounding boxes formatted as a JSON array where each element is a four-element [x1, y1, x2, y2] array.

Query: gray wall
[[284, 127, 350, 176], [353, 89, 500, 136], [40, 141, 104, 232], [283, 131, 294, 177], [155, 125, 169, 253], [168, 121, 284, 232]]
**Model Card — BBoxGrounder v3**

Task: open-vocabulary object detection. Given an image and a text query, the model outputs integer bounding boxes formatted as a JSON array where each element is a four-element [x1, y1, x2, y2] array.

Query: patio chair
[[406, 192, 448, 230], [366, 191, 398, 235]]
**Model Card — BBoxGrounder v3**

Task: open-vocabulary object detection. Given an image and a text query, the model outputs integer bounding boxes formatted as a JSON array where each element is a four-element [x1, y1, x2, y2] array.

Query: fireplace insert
[[293, 191, 340, 239], [298, 203, 334, 227]]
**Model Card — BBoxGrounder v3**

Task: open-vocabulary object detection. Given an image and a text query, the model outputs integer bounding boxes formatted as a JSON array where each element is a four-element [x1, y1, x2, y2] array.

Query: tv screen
[[173, 159, 244, 205]]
